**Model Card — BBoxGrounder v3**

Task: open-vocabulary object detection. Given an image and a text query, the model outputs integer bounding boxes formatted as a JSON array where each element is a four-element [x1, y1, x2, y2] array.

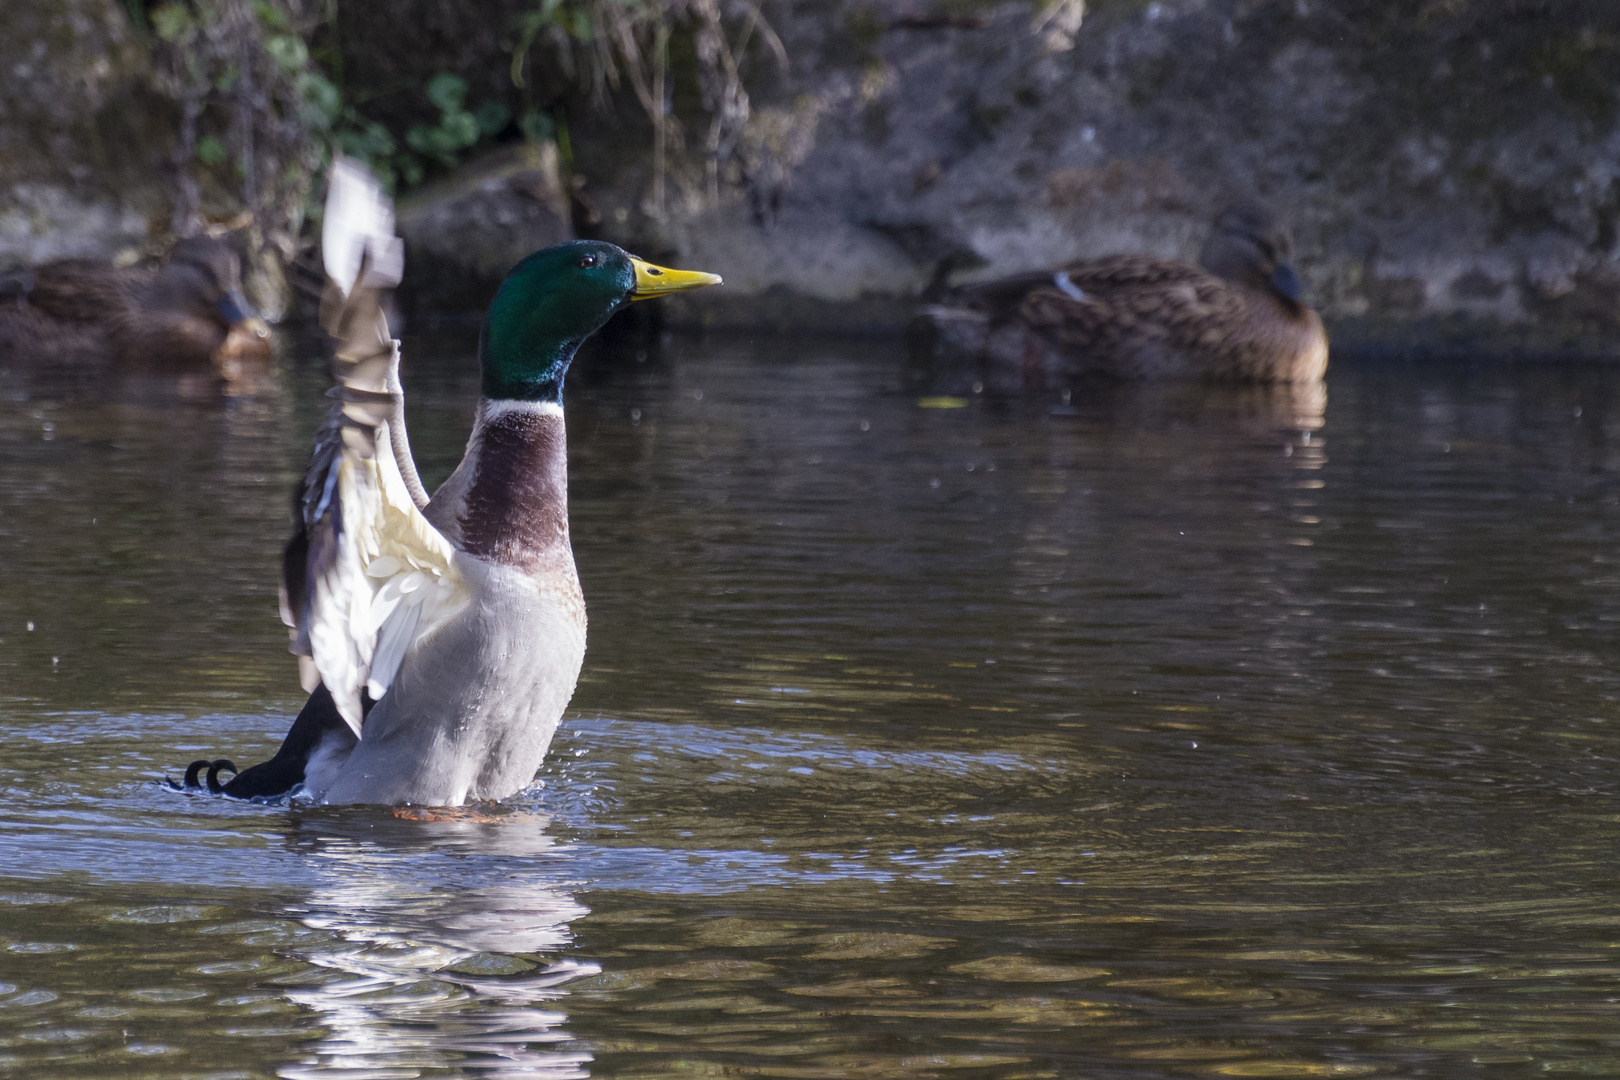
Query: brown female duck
[[0, 236, 270, 372], [918, 204, 1327, 385]]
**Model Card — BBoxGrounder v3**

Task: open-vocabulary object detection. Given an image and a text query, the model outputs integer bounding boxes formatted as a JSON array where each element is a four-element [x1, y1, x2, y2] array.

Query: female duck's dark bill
[[630, 257, 723, 299]]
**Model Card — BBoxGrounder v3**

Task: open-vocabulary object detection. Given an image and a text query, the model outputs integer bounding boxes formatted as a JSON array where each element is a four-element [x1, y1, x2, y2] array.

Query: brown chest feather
[[458, 411, 573, 574]]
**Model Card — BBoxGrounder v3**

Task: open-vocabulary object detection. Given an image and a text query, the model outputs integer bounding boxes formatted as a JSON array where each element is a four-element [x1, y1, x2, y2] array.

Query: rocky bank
[[573, 0, 1620, 356], [6, 0, 1620, 358], [0, 2, 172, 267]]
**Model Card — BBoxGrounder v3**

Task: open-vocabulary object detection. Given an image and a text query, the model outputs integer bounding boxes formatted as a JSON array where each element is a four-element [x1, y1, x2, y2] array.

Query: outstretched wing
[[279, 158, 468, 736]]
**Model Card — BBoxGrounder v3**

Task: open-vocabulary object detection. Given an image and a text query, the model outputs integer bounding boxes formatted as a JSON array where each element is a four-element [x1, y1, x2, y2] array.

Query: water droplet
[[693, 389, 703, 401], [26, 621, 34, 632], [630, 408, 641, 422], [859, 419, 870, 432], [930, 478, 941, 488]]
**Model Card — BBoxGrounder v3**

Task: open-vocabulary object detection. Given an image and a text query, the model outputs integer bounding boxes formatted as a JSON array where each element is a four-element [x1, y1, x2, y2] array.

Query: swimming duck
[[0, 236, 270, 372], [915, 204, 1327, 384], [179, 159, 720, 805]]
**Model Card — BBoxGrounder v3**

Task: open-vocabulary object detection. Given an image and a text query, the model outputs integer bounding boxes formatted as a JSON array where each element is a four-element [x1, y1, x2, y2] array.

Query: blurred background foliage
[[63, 0, 1620, 343], [116, 0, 783, 238], [113, 0, 1620, 229]]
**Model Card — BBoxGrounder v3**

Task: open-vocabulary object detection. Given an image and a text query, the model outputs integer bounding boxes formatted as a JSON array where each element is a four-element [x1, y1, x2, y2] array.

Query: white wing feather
[[283, 158, 468, 736]]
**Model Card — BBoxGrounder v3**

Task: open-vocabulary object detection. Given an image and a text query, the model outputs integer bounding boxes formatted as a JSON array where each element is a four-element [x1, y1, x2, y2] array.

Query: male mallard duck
[[0, 236, 270, 372], [178, 159, 719, 806], [915, 204, 1327, 384]]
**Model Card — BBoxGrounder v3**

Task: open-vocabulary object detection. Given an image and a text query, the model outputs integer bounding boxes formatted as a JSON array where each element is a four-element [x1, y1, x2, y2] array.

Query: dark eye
[[578, 254, 597, 268]]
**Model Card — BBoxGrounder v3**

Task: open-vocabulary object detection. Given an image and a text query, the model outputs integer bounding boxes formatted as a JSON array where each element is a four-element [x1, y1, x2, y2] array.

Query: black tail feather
[[206, 759, 238, 793]]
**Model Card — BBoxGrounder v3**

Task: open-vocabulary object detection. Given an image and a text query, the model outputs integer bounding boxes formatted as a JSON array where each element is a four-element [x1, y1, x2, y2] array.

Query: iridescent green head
[[479, 239, 721, 401]]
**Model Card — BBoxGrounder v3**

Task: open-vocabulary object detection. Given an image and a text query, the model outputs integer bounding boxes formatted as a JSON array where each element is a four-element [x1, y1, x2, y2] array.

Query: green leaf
[[253, 0, 289, 29], [406, 124, 455, 165], [195, 135, 228, 166], [265, 34, 309, 73], [150, 3, 193, 43], [404, 123, 434, 155], [442, 110, 481, 148], [297, 71, 342, 126], [425, 73, 468, 115], [518, 109, 554, 143], [473, 100, 512, 136], [337, 118, 397, 161]]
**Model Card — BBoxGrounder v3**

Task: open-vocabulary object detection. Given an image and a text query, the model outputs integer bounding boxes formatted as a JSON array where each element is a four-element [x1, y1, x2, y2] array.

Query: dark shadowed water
[[3, 335, 1620, 1079]]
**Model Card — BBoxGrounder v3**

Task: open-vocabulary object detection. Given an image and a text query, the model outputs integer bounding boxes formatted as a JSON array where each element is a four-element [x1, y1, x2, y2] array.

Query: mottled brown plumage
[[918, 204, 1328, 384], [0, 236, 270, 373]]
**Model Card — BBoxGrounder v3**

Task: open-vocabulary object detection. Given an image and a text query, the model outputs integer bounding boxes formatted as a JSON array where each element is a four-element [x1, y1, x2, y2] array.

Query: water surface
[[2, 339, 1620, 1078]]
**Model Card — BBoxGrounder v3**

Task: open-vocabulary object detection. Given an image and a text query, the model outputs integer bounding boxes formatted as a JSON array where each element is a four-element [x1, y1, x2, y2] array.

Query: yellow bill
[[631, 257, 723, 299]]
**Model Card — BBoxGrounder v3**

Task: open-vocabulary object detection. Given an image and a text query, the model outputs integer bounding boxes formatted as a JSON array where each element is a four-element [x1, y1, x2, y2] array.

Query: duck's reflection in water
[[1056, 377, 1326, 437], [277, 809, 594, 1080]]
